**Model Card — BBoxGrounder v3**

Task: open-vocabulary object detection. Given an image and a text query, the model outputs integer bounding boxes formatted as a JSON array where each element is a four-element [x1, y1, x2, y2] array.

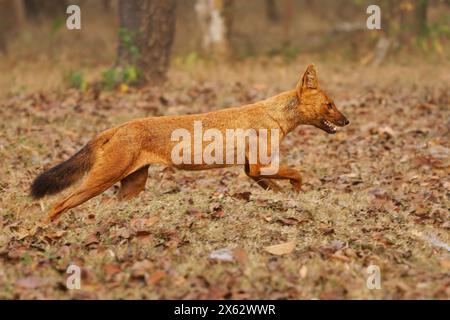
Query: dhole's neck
[[264, 90, 305, 135]]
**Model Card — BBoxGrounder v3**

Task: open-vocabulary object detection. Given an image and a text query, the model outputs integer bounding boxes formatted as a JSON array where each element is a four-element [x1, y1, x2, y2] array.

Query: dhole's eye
[[327, 103, 333, 110]]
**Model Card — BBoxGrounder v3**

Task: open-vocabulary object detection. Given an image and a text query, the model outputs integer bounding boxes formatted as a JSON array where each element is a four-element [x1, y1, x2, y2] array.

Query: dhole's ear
[[296, 64, 319, 95]]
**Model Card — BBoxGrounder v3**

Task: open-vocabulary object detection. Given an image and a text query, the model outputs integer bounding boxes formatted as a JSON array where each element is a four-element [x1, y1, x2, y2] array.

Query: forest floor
[[0, 59, 449, 299]]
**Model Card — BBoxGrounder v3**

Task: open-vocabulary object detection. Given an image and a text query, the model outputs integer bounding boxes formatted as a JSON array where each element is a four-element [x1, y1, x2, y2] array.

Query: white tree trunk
[[195, 0, 230, 60]]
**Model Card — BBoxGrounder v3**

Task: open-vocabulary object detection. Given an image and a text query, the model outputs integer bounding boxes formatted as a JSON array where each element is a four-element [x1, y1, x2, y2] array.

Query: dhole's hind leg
[[46, 165, 130, 222], [119, 165, 149, 200]]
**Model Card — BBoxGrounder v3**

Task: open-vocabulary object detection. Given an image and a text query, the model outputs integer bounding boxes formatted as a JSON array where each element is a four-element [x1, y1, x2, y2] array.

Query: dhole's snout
[[320, 110, 349, 134], [331, 107, 350, 128], [336, 116, 349, 127]]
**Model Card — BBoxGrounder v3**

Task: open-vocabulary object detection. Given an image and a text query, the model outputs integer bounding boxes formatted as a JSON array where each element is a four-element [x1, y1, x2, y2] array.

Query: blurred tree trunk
[[102, 0, 112, 11], [370, 0, 395, 67], [266, 0, 279, 23], [195, 0, 233, 61], [0, 0, 22, 54], [0, 0, 8, 53], [117, 0, 177, 85], [117, 0, 141, 64], [13, 0, 26, 28], [24, 0, 67, 21], [139, 0, 177, 84], [415, 0, 428, 37], [282, 0, 292, 44]]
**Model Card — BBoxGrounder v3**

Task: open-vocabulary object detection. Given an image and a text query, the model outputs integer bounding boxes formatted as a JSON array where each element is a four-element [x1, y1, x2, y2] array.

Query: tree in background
[[282, 0, 293, 44], [415, 0, 428, 37], [117, 0, 177, 85], [0, 1, 10, 53], [266, 0, 280, 23], [195, 0, 233, 60], [23, 0, 67, 21], [102, 0, 112, 12], [0, 0, 27, 54], [13, 0, 26, 27]]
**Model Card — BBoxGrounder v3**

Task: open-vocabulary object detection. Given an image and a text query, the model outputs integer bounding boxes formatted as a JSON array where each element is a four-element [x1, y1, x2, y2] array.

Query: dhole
[[31, 65, 349, 222]]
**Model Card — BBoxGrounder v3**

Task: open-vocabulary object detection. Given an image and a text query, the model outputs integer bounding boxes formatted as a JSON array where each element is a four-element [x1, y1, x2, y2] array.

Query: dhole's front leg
[[244, 159, 281, 192], [245, 161, 302, 193]]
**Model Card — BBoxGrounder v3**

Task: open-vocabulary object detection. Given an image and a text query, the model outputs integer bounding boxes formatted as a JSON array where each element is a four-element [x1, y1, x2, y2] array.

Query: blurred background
[[0, 0, 449, 96]]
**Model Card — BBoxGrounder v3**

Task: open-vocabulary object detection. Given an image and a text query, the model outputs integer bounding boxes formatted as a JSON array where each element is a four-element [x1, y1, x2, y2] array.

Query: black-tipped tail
[[31, 144, 94, 198]]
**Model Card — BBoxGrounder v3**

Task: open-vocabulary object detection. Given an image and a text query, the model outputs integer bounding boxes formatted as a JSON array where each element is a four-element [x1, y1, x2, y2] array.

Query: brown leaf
[[103, 264, 121, 277], [130, 216, 158, 235], [16, 277, 42, 289], [7, 247, 26, 260], [145, 215, 159, 227], [378, 126, 396, 137], [439, 259, 450, 270], [131, 260, 153, 278], [83, 234, 99, 247], [331, 252, 351, 262], [320, 227, 335, 235], [232, 191, 251, 201], [45, 230, 66, 240], [412, 206, 430, 218], [210, 203, 223, 212], [186, 208, 205, 219], [147, 271, 166, 285], [233, 248, 248, 263], [264, 241, 296, 255], [72, 290, 98, 300], [112, 227, 131, 239], [299, 265, 308, 279], [276, 217, 299, 225], [212, 210, 225, 219]]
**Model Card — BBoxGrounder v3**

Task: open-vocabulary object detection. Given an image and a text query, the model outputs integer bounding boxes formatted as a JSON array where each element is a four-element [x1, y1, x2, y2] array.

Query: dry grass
[[0, 58, 449, 299]]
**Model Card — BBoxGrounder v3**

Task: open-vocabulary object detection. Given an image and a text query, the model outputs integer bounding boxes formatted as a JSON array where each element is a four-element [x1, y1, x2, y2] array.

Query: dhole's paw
[[290, 179, 302, 193]]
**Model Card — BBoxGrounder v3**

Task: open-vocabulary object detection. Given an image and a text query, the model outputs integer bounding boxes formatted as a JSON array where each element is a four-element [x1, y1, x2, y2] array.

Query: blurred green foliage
[[101, 65, 139, 90], [97, 27, 143, 89], [267, 43, 300, 62], [118, 27, 141, 62], [50, 16, 65, 36], [66, 71, 87, 91]]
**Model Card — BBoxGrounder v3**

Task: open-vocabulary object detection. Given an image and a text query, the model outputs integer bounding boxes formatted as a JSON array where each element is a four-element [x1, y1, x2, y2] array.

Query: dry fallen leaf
[[299, 265, 308, 279], [232, 191, 251, 201], [209, 248, 234, 262], [439, 259, 450, 270], [83, 234, 99, 247], [276, 217, 299, 225], [131, 260, 153, 278], [130, 216, 158, 235], [45, 230, 66, 240], [232, 248, 248, 263], [16, 276, 43, 289], [144, 215, 159, 227], [147, 271, 166, 285], [264, 241, 296, 255], [103, 264, 122, 277]]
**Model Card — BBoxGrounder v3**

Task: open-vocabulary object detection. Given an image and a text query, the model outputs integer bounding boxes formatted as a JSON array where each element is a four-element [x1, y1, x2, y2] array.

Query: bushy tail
[[30, 143, 95, 199]]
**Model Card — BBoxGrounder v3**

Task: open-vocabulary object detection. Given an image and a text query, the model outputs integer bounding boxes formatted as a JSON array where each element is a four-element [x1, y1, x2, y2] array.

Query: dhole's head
[[295, 64, 349, 134]]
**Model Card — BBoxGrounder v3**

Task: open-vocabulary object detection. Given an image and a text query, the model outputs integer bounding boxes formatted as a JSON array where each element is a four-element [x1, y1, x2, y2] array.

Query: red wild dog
[[31, 64, 349, 222]]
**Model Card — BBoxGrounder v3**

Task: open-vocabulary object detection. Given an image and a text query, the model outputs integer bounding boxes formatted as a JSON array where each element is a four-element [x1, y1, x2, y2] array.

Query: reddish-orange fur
[[31, 65, 349, 222]]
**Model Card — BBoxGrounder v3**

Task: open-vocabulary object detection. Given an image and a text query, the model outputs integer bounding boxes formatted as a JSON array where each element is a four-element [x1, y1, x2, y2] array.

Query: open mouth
[[321, 119, 337, 134]]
